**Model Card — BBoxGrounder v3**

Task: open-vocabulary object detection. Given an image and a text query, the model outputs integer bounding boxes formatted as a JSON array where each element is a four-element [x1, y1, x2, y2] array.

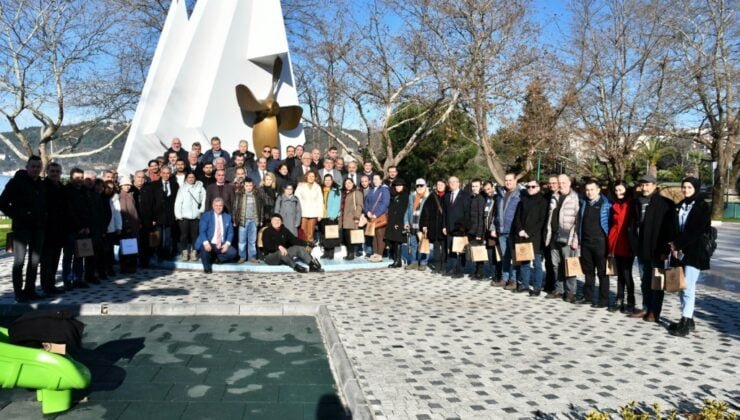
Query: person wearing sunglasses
[[511, 180, 549, 295]]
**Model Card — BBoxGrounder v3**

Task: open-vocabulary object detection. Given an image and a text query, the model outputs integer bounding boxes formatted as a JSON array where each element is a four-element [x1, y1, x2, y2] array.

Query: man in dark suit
[[205, 169, 236, 214], [292, 154, 314, 183], [442, 176, 470, 278], [140, 166, 179, 260], [196, 198, 237, 273], [250, 157, 269, 186]]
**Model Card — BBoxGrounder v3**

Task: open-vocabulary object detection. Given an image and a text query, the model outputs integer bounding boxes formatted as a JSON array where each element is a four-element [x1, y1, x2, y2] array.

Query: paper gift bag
[[257, 227, 267, 248], [565, 256, 583, 277], [75, 238, 94, 257], [664, 266, 686, 293], [419, 235, 431, 254], [350, 229, 365, 244], [652, 268, 665, 291], [606, 256, 617, 276], [470, 245, 488, 262], [514, 242, 535, 262], [365, 221, 376, 237], [148, 230, 160, 247], [451, 236, 468, 254], [5, 232, 13, 253], [324, 224, 340, 239], [120, 238, 139, 255]]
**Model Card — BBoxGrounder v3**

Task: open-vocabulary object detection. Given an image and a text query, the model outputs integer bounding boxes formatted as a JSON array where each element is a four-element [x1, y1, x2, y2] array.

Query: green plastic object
[[0, 326, 91, 414]]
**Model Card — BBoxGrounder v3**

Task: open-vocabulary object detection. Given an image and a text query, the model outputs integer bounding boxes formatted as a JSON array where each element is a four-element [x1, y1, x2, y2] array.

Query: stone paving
[[0, 225, 739, 419]]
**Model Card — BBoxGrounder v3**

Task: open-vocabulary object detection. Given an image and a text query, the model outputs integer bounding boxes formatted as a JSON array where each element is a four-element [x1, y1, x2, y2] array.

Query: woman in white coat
[[295, 171, 323, 244], [175, 172, 207, 261]]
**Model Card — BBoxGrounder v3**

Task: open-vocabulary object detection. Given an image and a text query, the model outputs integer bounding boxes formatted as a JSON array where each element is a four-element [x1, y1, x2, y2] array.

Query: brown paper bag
[[350, 229, 365, 244], [257, 227, 267, 248], [664, 266, 686, 293], [652, 268, 665, 291], [470, 245, 488, 262], [324, 224, 340, 239], [365, 221, 376, 237], [75, 238, 94, 257], [419, 235, 431, 254], [148, 230, 160, 247], [451, 236, 468, 254], [514, 242, 535, 262], [606, 256, 617, 276], [565, 256, 583, 277]]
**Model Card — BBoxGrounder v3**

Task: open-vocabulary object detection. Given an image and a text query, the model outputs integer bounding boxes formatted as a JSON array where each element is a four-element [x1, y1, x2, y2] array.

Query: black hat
[[392, 178, 407, 187]]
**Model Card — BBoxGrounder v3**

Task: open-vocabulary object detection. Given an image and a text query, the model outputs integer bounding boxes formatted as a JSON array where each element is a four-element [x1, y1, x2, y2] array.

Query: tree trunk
[[648, 163, 657, 178]]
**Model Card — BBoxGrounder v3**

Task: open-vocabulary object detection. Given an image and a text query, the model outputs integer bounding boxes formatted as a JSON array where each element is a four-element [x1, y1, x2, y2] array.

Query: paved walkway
[[0, 225, 738, 419]]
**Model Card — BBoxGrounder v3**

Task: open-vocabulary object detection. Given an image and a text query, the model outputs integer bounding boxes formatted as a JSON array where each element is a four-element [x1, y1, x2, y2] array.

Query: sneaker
[[545, 292, 563, 299], [190, 250, 199, 261], [181, 251, 190, 262], [491, 280, 506, 287], [293, 265, 307, 273], [504, 282, 517, 290]]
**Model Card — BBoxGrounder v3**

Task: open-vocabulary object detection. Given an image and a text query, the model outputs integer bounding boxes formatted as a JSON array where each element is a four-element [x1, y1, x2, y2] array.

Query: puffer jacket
[[545, 189, 580, 246], [274, 194, 302, 236], [323, 186, 342, 220], [495, 187, 521, 235], [175, 181, 207, 220], [577, 194, 611, 240]]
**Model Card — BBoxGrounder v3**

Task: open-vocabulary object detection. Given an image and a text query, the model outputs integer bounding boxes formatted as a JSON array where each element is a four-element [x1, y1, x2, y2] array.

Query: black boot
[[309, 257, 324, 273], [388, 244, 402, 268], [687, 318, 695, 332], [668, 317, 686, 331], [669, 317, 690, 337]]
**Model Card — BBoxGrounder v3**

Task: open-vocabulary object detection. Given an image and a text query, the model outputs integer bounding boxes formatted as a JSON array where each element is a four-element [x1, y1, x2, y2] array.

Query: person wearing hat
[[118, 175, 140, 273], [384, 178, 410, 268], [667, 176, 711, 337], [404, 178, 431, 270], [628, 174, 677, 323]]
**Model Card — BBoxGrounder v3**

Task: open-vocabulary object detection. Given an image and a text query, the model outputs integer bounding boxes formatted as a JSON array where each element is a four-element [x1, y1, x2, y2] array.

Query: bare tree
[[567, 0, 674, 181], [299, 1, 460, 170], [0, 0, 138, 167], [665, 0, 738, 218]]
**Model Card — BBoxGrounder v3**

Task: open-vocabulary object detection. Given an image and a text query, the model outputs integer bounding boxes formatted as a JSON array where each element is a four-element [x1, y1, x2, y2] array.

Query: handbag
[[350, 229, 365, 244], [565, 256, 583, 277], [75, 238, 95, 257], [324, 224, 340, 239], [257, 226, 267, 248], [372, 213, 388, 229], [120, 238, 139, 255], [451, 236, 468, 254], [514, 242, 535, 262]]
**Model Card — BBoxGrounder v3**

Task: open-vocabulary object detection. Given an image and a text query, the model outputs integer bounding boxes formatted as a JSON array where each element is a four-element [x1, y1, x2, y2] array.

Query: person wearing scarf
[[667, 177, 711, 337]]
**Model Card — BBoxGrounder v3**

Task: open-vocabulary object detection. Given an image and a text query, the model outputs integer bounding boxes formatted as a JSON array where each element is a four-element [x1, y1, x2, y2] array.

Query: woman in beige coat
[[341, 178, 365, 260], [295, 171, 323, 243]]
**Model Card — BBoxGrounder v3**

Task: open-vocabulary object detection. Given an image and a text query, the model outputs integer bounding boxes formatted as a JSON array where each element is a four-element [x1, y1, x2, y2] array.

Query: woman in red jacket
[[607, 181, 636, 313]]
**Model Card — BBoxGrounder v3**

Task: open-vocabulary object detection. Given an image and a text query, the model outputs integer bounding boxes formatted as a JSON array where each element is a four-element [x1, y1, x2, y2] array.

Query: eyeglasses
[[416, 185, 425, 188], [526, 185, 539, 189]]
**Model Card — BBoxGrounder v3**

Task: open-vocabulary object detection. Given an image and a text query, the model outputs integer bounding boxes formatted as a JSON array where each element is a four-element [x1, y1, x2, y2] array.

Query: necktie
[[214, 214, 222, 249], [451, 192, 456, 206], [164, 182, 169, 196]]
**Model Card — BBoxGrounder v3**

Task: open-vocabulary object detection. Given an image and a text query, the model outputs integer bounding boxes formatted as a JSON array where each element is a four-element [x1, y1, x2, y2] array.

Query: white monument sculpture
[[117, 0, 304, 176]]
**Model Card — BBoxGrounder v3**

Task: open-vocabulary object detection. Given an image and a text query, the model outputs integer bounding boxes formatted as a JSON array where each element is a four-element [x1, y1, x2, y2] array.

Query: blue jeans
[[238, 220, 258, 260], [498, 234, 517, 282], [680, 265, 701, 318], [407, 232, 429, 265], [519, 252, 543, 290]]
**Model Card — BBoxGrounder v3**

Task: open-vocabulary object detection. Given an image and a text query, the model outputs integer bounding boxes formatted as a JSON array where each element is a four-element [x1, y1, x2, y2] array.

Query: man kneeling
[[196, 198, 237, 273], [262, 214, 324, 273]]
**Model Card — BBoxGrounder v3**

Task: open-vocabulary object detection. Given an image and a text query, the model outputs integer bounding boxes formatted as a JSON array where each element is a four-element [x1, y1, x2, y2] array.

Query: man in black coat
[[162, 137, 189, 162], [40, 162, 67, 295], [63, 168, 92, 289], [420, 181, 446, 273], [443, 176, 470, 278], [205, 169, 236, 214], [468, 179, 487, 280], [0, 156, 47, 302], [628, 175, 677, 323], [511, 180, 549, 295], [262, 214, 323, 272], [140, 166, 179, 260]]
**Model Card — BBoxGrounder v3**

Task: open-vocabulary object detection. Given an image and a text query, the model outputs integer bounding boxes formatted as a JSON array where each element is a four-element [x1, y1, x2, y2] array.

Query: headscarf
[[680, 176, 701, 205]]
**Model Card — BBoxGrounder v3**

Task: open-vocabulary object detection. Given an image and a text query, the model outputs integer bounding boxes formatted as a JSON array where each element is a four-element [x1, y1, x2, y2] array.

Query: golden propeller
[[235, 56, 302, 153]]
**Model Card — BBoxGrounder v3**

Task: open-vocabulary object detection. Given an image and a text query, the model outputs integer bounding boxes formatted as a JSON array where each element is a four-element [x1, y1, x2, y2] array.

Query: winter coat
[[175, 181, 207, 220], [275, 173, 292, 193], [545, 190, 580, 246], [364, 184, 390, 218], [66, 184, 92, 235], [260, 186, 278, 220], [233, 189, 265, 226], [444, 189, 470, 236], [107, 193, 123, 233], [404, 191, 430, 231], [261, 225, 311, 255], [140, 179, 179, 227], [0, 169, 46, 239], [201, 149, 231, 166], [384, 192, 409, 243], [495, 187, 522, 235], [341, 190, 365, 230], [468, 193, 487, 238], [577, 194, 611, 241], [43, 178, 67, 247], [608, 197, 634, 257], [295, 182, 324, 218], [628, 191, 677, 265], [420, 193, 445, 242], [673, 196, 711, 270], [275, 194, 302, 236], [119, 190, 140, 237], [511, 192, 549, 253], [323, 186, 342, 220], [205, 183, 235, 214], [90, 190, 108, 245]]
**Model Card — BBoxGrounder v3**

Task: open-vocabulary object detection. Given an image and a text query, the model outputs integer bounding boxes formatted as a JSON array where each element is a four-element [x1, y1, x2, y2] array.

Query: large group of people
[[0, 136, 713, 337]]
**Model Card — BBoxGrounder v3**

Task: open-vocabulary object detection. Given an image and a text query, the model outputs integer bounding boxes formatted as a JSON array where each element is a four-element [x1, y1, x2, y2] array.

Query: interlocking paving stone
[[0, 224, 739, 419]]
